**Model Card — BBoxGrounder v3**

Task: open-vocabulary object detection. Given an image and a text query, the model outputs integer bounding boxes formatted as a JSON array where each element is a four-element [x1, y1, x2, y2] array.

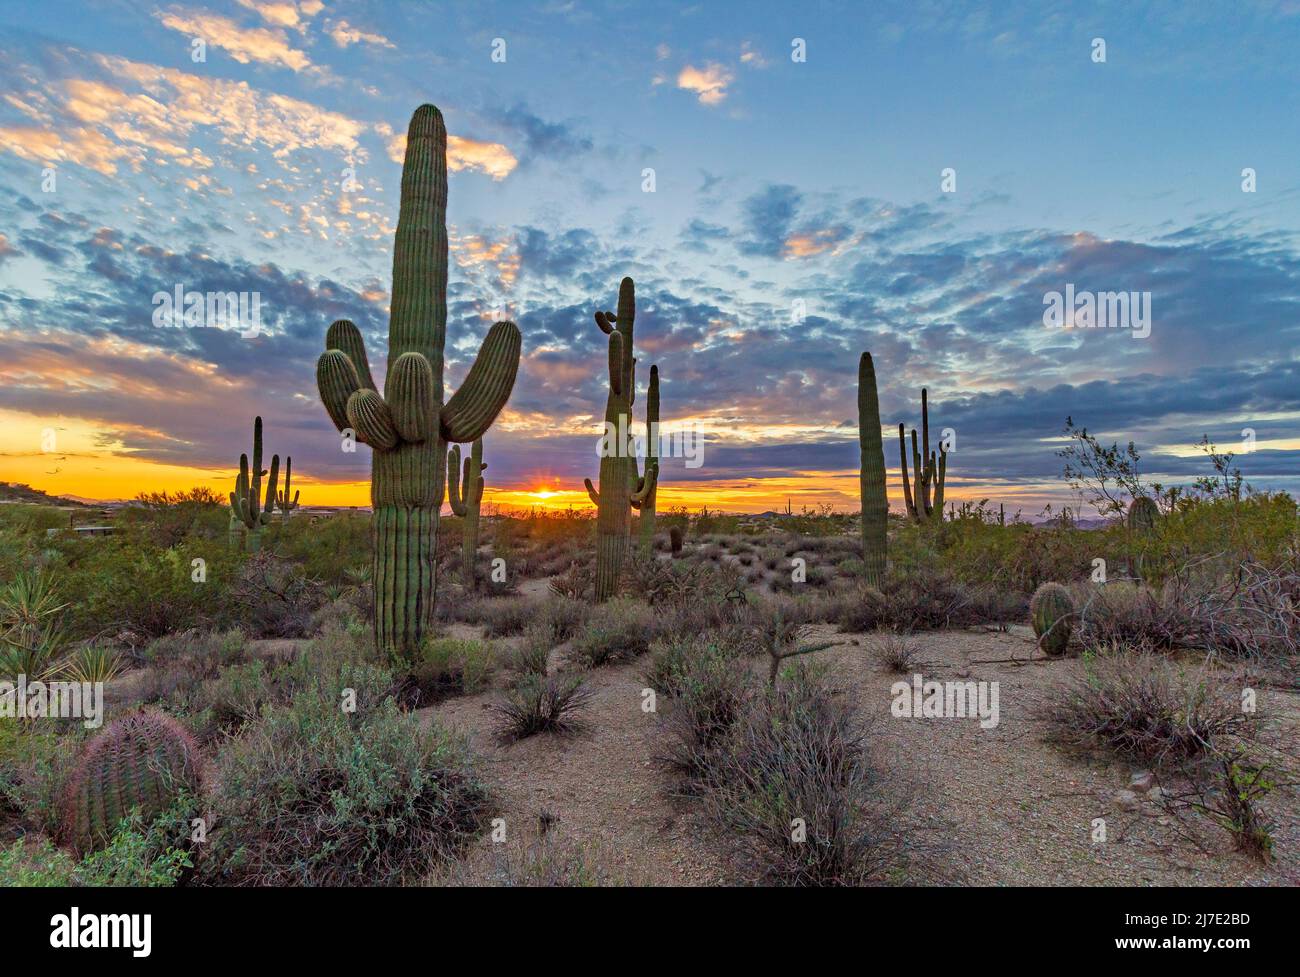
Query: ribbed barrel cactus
[[1127, 496, 1159, 532], [898, 388, 946, 522], [276, 456, 299, 521], [57, 711, 203, 854], [584, 277, 657, 601], [448, 438, 486, 588], [858, 352, 887, 586], [229, 415, 280, 551], [634, 364, 660, 555], [1030, 582, 1074, 657], [316, 104, 521, 662]]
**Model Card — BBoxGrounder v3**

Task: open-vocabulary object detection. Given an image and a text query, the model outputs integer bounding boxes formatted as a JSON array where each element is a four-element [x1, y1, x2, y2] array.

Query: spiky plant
[[635, 365, 660, 554], [276, 456, 299, 521], [0, 570, 67, 679], [57, 711, 203, 854], [897, 389, 946, 522], [229, 415, 280, 552], [316, 104, 521, 663], [584, 277, 657, 601], [1030, 582, 1075, 657], [448, 438, 486, 588], [1127, 496, 1159, 532], [858, 352, 888, 586]]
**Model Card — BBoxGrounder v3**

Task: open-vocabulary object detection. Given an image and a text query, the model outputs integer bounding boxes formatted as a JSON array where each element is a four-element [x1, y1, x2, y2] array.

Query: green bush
[[570, 598, 661, 668], [199, 670, 490, 886]]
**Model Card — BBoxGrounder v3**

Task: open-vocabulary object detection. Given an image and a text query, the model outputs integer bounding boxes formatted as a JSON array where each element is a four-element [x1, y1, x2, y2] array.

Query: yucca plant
[[56, 644, 124, 684], [0, 571, 68, 679]]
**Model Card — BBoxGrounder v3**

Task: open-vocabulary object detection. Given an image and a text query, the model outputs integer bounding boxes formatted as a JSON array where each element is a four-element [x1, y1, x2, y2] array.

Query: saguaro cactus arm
[[441, 321, 522, 443]]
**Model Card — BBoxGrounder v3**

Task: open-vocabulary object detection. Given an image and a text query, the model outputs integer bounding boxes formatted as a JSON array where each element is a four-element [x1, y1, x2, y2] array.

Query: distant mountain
[[0, 482, 88, 506]]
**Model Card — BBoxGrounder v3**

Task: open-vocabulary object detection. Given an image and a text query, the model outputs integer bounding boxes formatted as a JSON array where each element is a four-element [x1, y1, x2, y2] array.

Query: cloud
[[737, 184, 801, 257], [327, 19, 395, 49], [0, 233, 20, 265], [384, 132, 517, 181], [487, 104, 592, 163], [739, 41, 769, 68], [677, 63, 733, 105], [235, 0, 323, 31], [155, 7, 312, 72]]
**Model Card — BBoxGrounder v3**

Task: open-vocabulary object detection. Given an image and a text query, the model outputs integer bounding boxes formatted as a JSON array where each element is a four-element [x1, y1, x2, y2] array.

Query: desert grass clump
[[875, 629, 919, 674], [199, 667, 489, 886], [1039, 646, 1251, 765], [569, 597, 660, 668], [506, 624, 554, 676], [704, 667, 911, 886], [492, 673, 593, 741]]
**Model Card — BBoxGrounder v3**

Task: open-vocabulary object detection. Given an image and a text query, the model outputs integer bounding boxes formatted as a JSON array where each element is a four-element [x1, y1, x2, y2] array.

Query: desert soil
[[421, 622, 1300, 887]]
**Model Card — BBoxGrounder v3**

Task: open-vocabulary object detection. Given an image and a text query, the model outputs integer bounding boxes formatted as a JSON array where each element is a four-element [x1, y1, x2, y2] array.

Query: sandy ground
[[420, 622, 1300, 887]]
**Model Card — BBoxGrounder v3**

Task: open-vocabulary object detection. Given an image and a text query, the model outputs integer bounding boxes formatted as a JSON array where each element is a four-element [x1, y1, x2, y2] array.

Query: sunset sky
[[1, 1, 1298, 515]]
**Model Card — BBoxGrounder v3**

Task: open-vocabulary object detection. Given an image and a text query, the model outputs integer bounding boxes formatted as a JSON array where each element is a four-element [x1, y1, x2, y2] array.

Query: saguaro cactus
[[634, 365, 660, 555], [584, 277, 657, 601], [316, 104, 521, 662], [898, 388, 946, 522], [448, 438, 486, 588], [858, 353, 888, 586], [229, 415, 280, 552], [276, 456, 299, 521], [58, 711, 203, 854]]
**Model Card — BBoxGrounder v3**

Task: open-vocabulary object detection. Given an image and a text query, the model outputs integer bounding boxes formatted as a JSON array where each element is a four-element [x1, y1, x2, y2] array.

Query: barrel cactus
[[584, 277, 657, 601], [448, 438, 486, 588], [57, 711, 203, 854], [1030, 582, 1075, 656], [898, 388, 946, 522], [858, 352, 888, 586], [316, 104, 522, 662], [1127, 496, 1159, 532], [229, 415, 280, 552]]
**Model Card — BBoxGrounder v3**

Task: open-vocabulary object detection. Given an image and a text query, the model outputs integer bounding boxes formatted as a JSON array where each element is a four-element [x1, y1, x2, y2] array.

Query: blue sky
[[1, 0, 1297, 512]]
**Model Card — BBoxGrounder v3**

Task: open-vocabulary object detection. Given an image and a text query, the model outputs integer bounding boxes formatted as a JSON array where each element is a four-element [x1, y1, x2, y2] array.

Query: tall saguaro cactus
[[634, 365, 660, 555], [858, 353, 887, 586], [898, 388, 947, 522], [229, 415, 280, 552], [276, 456, 299, 521], [448, 438, 486, 588], [316, 104, 521, 662], [584, 277, 657, 601]]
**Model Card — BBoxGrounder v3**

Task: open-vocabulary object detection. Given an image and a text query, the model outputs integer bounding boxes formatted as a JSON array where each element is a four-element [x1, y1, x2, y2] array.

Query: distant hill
[[0, 482, 87, 506]]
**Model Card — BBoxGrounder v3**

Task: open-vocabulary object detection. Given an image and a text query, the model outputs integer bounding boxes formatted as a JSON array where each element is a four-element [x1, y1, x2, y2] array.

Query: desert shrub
[[492, 673, 593, 741], [199, 667, 489, 886], [1039, 646, 1251, 765], [657, 647, 756, 788], [275, 513, 371, 585], [833, 584, 891, 633], [401, 637, 496, 706], [226, 551, 324, 638], [454, 595, 535, 637], [0, 723, 80, 836], [198, 660, 272, 732], [507, 625, 554, 676], [569, 598, 660, 668], [548, 561, 595, 601], [645, 631, 749, 699], [704, 668, 910, 886], [59, 538, 242, 642], [0, 811, 192, 887], [537, 595, 589, 643]]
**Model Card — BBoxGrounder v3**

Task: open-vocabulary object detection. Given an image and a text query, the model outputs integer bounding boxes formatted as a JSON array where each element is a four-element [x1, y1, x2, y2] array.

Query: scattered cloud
[[154, 7, 312, 72], [384, 131, 517, 181], [677, 63, 733, 105], [327, 19, 395, 49]]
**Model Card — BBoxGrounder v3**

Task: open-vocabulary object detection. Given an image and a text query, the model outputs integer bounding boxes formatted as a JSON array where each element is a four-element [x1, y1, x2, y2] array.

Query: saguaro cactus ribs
[[316, 104, 521, 661]]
